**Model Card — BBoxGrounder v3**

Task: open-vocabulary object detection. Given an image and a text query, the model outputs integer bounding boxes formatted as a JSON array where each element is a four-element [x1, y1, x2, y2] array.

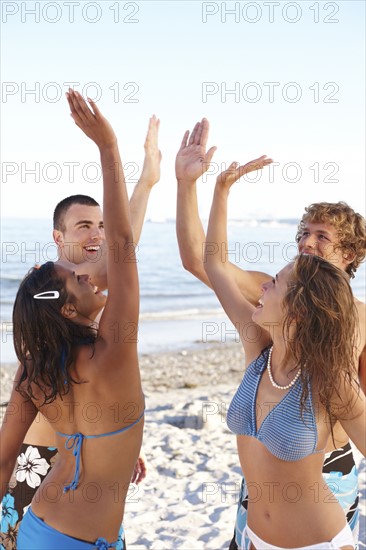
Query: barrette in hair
[[33, 291, 60, 300]]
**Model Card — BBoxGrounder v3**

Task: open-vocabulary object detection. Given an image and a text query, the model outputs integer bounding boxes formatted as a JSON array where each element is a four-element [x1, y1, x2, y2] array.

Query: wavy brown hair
[[283, 254, 358, 432], [295, 202, 366, 278], [13, 262, 96, 405]]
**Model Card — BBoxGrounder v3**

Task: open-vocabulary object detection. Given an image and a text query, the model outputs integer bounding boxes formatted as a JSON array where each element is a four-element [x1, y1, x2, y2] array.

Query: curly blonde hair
[[295, 202, 366, 278]]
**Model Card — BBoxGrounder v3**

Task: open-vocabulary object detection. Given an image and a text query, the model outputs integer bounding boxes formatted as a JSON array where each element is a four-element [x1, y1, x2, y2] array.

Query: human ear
[[61, 302, 77, 319], [342, 249, 356, 264], [53, 229, 64, 247]]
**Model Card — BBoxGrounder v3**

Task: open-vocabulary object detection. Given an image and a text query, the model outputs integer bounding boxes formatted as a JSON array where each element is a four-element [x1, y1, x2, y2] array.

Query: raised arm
[[204, 159, 272, 359], [66, 90, 138, 366], [176, 120, 272, 304], [59, 116, 161, 291], [129, 115, 161, 244], [176, 119, 216, 286]]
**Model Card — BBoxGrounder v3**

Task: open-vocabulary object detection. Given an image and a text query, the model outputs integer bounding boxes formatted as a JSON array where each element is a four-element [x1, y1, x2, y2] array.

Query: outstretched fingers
[[72, 91, 94, 121], [66, 90, 117, 149], [217, 156, 273, 188], [194, 120, 204, 145], [199, 118, 210, 148], [145, 115, 160, 148], [240, 155, 273, 176], [66, 91, 83, 127], [67, 89, 95, 127], [87, 97, 102, 118], [179, 130, 190, 151], [188, 122, 200, 146]]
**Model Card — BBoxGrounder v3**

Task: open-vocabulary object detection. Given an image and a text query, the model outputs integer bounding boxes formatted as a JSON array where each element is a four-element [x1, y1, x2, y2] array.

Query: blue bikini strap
[[57, 408, 145, 492]]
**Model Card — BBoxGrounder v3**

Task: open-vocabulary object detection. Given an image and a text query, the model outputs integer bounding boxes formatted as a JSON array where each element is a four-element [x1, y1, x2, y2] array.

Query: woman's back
[[29, 342, 144, 541]]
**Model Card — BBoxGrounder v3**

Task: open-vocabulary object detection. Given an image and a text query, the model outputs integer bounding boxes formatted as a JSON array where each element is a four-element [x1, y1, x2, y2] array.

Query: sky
[[1, 0, 365, 221]]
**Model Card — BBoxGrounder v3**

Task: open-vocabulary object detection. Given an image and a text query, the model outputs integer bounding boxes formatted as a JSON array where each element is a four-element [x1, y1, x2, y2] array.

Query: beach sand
[[1, 343, 365, 549]]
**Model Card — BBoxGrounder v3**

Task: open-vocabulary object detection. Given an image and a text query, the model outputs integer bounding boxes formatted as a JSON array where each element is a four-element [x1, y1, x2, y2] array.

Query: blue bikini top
[[57, 408, 145, 492], [227, 348, 322, 462]]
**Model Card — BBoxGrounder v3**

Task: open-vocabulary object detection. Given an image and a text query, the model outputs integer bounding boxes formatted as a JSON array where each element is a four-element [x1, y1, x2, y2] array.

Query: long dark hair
[[283, 254, 358, 431], [13, 262, 96, 404]]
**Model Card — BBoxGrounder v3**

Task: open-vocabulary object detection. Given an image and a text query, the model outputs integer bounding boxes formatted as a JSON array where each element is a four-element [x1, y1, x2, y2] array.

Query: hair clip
[[33, 291, 60, 300]]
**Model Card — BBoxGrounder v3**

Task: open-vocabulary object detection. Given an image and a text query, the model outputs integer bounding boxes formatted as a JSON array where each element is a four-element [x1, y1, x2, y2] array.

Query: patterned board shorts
[[0, 444, 126, 550]]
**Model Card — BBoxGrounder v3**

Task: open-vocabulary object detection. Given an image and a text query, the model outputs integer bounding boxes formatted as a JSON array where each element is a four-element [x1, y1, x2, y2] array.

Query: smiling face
[[55, 263, 107, 322], [252, 263, 293, 331], [297, 221, 351, 272], [53, 204, 105, 265]]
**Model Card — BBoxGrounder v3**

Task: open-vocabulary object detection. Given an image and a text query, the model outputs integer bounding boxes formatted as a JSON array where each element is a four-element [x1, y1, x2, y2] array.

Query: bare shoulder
[[354, 296, 366, 316], [72, 339, 138, 382]]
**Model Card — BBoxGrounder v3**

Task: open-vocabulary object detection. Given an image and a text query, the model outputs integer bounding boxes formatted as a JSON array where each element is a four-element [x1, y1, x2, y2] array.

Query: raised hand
[[216, 155, 273, 190], [139, 115, 162, 188], [66, 89, 117, 150], [175, 118, 217, 182]]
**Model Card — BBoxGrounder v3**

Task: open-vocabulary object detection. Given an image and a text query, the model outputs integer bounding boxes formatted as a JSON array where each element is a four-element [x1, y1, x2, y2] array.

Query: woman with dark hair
[[204, 161, 365, 549], [0, 90, 143, 549]]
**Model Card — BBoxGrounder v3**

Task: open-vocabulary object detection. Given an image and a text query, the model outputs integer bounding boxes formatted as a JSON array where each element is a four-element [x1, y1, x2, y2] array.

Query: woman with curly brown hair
[[0, 90, 143, 549], [204, 161, 365, 549]]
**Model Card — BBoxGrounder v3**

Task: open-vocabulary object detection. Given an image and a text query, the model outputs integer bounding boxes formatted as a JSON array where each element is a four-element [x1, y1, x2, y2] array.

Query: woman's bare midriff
[[237, 436, 349, 548]]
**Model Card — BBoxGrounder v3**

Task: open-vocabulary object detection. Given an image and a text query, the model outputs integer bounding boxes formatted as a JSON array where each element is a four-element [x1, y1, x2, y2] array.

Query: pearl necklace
[[267, 346, 301, 390]]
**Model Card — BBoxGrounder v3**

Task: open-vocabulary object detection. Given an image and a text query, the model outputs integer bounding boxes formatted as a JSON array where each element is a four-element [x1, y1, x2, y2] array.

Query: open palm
[[176, 118, 217, 182], [217, 156, 273, 189]]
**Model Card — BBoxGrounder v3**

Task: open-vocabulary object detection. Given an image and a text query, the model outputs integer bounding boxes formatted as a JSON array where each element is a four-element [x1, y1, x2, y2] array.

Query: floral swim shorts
[[0, 444, 58, 550]]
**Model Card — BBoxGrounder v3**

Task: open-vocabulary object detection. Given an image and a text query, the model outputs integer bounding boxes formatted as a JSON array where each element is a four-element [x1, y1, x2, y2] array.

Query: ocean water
[[1, 219, 365, 361]]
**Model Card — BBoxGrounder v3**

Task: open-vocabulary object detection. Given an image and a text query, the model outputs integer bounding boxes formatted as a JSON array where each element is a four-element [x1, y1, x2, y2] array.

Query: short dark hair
[[53, 195, 100, 232]]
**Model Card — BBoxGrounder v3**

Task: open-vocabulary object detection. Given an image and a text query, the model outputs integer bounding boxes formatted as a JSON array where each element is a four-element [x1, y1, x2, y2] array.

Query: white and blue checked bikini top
[[227, 348, 322, 462]]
